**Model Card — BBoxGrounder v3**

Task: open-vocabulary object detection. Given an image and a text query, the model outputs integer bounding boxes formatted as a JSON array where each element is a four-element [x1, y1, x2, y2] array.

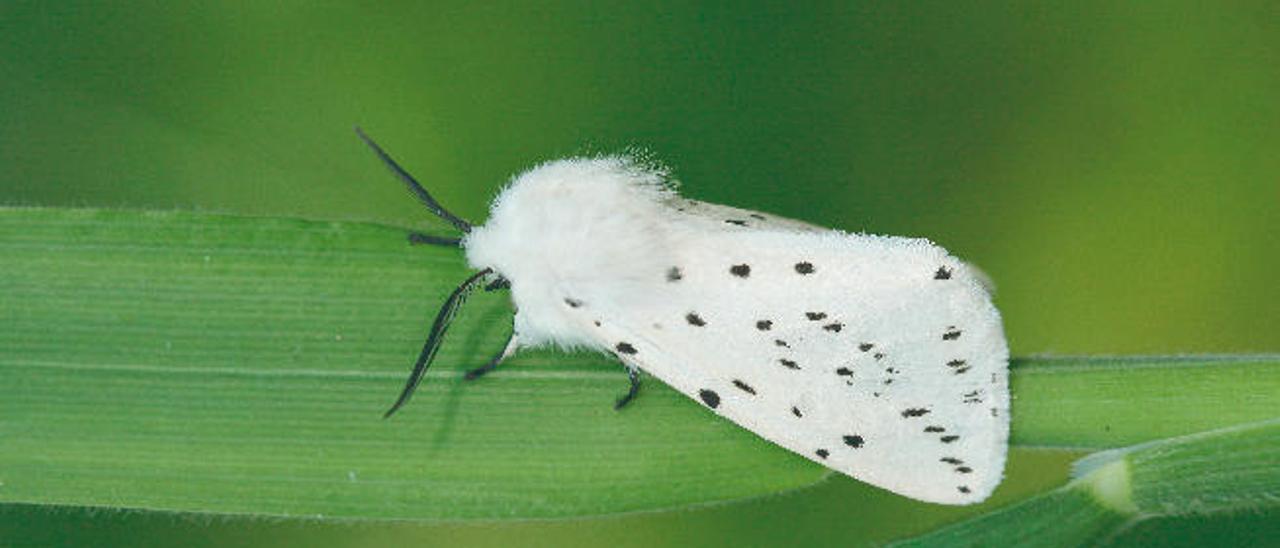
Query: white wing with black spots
[[554, 227, 1009, 504]]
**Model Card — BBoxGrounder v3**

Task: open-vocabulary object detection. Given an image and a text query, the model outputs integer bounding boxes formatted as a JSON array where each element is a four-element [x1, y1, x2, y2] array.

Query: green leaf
[[0, 208, 823, 520], [1011, 355, 1280, 448], [2, 208, 1278, 521], [890, 419, 1280, 546]]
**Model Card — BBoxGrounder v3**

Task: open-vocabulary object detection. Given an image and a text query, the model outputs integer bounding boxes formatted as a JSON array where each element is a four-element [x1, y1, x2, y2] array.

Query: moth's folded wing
[[569, 229, 1010, 505], [668, 198, 826, 233]]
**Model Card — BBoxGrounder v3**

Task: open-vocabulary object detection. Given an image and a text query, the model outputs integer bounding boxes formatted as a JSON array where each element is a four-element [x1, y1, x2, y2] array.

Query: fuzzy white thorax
[[463, 157, 681, 350]]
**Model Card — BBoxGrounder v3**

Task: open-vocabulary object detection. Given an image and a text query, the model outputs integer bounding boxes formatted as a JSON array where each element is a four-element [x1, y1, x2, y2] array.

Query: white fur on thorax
[[463, 157, 680, 350]]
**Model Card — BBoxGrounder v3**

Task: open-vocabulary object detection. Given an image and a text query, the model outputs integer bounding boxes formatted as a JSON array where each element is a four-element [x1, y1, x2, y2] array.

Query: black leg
[[465, 331, 515, 380], [468, 340, 506, 378], [614, 367, 642, 410], [464, 360, 499, 380], [408, 232, 463, 247], [483, 277, 511, 292]]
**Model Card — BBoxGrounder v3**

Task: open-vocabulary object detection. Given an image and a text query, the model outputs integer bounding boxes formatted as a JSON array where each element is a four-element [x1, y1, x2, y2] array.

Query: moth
[[357, 129, 1010, 505]]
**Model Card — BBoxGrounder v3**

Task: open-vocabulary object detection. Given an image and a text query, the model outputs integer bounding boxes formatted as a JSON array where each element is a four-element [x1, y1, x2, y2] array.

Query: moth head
[[356, 129, 672, 416]]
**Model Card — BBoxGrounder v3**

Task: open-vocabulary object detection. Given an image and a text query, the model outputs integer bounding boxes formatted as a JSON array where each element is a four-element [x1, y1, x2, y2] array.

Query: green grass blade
[[891, 419, 1280, 546], [1125, 419, 1280, 514], [0, 208, 822, 520], [2, 208, 1277, 520], [1012, 355, 1280, 448], [889, 488, 1130, 548]]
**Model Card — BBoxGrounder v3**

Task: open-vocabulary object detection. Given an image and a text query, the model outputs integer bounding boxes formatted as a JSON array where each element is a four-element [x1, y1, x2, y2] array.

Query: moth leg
[[464, 330, 519, 380], [614, 366, 642, 410], [483, 277, 511, 292], [407, 232, 463, 247]]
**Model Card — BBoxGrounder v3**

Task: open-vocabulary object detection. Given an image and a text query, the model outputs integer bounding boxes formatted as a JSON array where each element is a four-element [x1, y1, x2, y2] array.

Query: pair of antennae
[[354, 127, 489, 418]]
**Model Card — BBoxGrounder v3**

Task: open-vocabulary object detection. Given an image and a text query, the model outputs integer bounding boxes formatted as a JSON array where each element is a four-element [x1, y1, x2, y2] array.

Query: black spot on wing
[[756, 320, 773, 331], [563, 297, 583, 308], [901, 408, 931, 418], [794, 262, 815, 274], [843, 435, 865, 448], [859, 343, 874, 352], [956, 466, 973, 474], [835, 367, 853, 376], [685, 313, 706, 326], [940, 435, 960, 443], [615, 342, 637, 355], [698, 389, 720, 408], [749, 213, 766, 220], [941, 457, 964, 465], [666, 267, 683, 282], [791, 406, 803, 418], [823, 323, 843, 332], [943, 327, 962, 341], [779, 359, 800, 370], [732, 379, 757, 395], [815, 449, 829, 459], [724, 219, 748, 226], [774, 339, 790, 348], [924, 426, 945, 433], [730, 264, 751, 277], [805, 312, 827, 321], [957, 486, 971, 494], [935, 266, 953, 280]]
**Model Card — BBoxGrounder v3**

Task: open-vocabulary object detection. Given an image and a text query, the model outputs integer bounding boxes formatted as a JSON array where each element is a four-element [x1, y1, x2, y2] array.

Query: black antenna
[[384, 268, 494, 418], [355, 126, 473, 234]]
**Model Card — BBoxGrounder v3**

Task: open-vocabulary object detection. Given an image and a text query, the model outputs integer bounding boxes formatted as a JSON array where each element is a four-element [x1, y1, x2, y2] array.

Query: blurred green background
[[2, 1, 1277, 546]]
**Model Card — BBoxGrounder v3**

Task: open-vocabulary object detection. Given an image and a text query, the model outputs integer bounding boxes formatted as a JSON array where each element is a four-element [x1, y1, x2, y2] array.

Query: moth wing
[[567, 225, 1009, 505], [673, 197, 1000, 295], [668, 197, 826, 232]]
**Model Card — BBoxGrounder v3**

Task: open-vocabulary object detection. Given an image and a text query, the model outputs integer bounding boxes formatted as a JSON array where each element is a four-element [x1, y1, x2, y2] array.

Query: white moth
[[357, 129, 1009, 505]]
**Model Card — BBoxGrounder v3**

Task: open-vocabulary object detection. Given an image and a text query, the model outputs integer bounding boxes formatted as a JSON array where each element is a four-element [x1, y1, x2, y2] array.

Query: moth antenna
[[354, 126, 474, 234], [384, 268, 494, 418]]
